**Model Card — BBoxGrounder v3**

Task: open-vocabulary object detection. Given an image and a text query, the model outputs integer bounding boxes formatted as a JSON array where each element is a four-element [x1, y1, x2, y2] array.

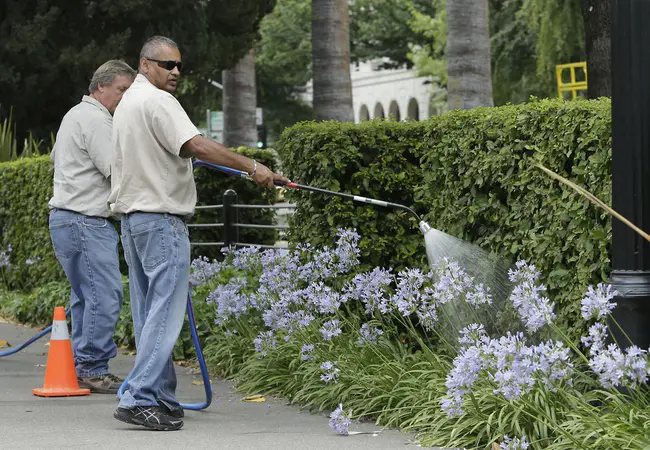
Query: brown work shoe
[[77, 373, 122, 394]]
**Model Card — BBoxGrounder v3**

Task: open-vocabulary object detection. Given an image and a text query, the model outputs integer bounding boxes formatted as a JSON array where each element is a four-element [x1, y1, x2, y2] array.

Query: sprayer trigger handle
[[275, 180, 296, 188]]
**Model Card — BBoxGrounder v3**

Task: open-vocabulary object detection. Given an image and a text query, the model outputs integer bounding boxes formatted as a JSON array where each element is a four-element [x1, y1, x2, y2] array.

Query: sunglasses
[[146, 58, 183, 72]]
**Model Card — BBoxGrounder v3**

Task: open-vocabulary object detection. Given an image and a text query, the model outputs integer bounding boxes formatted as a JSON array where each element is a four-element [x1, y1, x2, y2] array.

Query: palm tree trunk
[[223, 49, 258, 148], [446, 0, 494, 110], [311, 0, 354, 122], [581, 0, 611, 98]]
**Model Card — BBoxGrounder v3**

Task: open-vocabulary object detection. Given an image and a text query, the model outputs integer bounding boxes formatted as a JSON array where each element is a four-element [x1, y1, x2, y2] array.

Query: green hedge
[[278, 120, 429, 270], [0, 148, 278, 290], [277, 98, 612, 329], [0, 157, 62, 290]]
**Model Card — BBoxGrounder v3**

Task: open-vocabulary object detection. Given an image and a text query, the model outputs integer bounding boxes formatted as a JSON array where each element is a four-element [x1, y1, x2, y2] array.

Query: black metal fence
[[189, 189, 296, 249]]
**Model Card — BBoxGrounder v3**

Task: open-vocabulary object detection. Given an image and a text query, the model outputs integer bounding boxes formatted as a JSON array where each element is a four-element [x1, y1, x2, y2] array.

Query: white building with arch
[[302, 59, 439, 123]]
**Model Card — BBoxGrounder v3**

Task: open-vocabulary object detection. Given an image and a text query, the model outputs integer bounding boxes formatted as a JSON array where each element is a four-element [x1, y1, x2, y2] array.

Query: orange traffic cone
[[32, 307, 90, 397]]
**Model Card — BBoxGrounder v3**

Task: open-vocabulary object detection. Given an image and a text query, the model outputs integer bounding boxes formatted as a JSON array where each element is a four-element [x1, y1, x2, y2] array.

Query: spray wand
[[193, 159, 431, 234]]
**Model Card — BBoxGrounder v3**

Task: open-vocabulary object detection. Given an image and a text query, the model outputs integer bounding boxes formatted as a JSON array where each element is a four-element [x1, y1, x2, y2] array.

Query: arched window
[[388, 100, 401, 121], [359, 104, 370, 122], [407, 98, 419, 121], [374, 102, 385, 119]]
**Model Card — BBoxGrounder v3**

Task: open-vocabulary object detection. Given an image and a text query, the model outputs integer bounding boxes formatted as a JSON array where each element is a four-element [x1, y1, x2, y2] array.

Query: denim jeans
[[48, 208, 124, 378], [118, 212, 190, 409]]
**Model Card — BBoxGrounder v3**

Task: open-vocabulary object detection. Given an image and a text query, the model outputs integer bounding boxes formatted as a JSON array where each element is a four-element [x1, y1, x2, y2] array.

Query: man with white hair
[[111, 36, 287, 431], [49, 59, 136, 394]]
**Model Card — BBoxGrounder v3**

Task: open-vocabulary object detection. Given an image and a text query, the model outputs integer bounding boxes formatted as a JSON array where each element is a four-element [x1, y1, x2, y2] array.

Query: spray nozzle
[[419, 221, 432, 235]]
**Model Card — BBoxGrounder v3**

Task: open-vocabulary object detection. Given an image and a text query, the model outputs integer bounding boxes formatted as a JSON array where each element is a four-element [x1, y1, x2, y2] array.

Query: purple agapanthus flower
[[581, 283, 618, 321], [579, 319, 649, 389], [300, 344, 316, 361], [253, 330, 277, 357], [273, 309, 315, 339], [508, 261, 556, 332], [258, 249, 299, 294], [442, 325, 573, 417], [431, 259, 474, 305], [328, 403, 352, 436], [304, 282, 342, 314], [296, 229, 360, 283], [465, 283, 493, 307], [458, 323, 488, 346], [25, 256, 42, 266], [501, 435, 529, 450], [263, 301, 291, 330], [342, 267, 394, 314], [320, 319, 342, 341], [581, 323, 608, 354], [206, 278, 251, 325], [588, 343, 649, 389], [0, 245, 11, 268], [357, 323, 384, 345], [231, 246, 263, 269], [333, 228, 361, 273], [320, 361, 340, 383], [189, 256, 221, 287], [390, 268, 429, 317]]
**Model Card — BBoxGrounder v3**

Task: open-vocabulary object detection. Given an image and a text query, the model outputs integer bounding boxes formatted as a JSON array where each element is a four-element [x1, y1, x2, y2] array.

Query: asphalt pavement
[[0, 320, 425, 450]]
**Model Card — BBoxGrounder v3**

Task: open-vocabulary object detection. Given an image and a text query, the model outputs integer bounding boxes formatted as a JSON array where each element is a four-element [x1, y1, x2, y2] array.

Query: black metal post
[[610, 0, 650, 349], [223, 189, 239, 249]]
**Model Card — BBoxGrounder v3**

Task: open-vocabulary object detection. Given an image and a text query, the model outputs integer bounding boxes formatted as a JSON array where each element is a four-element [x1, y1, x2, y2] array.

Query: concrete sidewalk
[[0, 321, 422, 449]]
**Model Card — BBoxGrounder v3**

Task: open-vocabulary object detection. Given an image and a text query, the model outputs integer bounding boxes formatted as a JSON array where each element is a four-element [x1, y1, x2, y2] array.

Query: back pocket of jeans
[[49, 223, 80, 259], [130, 220, 168, 270], [83, 217, 108, 228]]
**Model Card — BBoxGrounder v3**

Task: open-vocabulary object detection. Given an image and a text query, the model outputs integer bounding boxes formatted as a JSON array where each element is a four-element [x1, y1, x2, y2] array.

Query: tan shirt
[[108, 74, 200, 217], [48, 96, 113, 217]]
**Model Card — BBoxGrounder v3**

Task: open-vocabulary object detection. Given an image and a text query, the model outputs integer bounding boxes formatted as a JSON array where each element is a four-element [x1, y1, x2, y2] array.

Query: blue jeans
[[118, 213, 190, 409], [48, 208, 124, 378]]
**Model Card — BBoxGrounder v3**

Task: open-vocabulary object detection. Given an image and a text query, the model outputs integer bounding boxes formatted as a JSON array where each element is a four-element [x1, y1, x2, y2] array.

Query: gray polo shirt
[[48, 95, 113, 217], [108, 74, 200, 218]]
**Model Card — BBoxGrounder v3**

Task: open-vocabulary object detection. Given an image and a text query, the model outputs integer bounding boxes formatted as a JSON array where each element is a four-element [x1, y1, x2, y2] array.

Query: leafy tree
[[519, 0, 585, 87], [490, 0, 550, 104], [255, 0, 313, 143], [406, 0, 447, 112], [0, 0, 273, 145], [349, 0, 438, 68]]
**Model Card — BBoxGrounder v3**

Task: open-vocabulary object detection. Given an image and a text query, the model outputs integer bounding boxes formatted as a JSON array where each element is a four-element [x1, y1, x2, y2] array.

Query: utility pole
[[609, 0, 650, 349]]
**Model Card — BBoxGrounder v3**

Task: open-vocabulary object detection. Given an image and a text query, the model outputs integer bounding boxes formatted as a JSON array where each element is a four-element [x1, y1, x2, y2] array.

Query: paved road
[[0, 321, 422, 450]]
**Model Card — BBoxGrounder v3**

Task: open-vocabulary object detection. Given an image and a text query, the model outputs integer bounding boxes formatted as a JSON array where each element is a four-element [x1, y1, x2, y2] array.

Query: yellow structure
[[556, 62, 588, 99]]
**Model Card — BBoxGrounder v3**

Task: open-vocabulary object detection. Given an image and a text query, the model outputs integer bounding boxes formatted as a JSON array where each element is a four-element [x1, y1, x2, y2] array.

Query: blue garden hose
[[0, 309, 72, 357], [193, 159, 251, 178], [1, 292, 212, 411]]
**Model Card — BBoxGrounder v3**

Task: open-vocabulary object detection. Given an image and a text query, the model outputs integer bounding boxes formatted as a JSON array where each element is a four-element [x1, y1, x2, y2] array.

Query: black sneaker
[[113, 406, 183, 431], [159, 400, 184, 418], [78, 373, 123, 394]]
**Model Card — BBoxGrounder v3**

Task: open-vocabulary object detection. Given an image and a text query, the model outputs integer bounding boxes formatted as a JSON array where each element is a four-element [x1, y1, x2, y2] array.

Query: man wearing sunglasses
[[110, 36, 288, 431]]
